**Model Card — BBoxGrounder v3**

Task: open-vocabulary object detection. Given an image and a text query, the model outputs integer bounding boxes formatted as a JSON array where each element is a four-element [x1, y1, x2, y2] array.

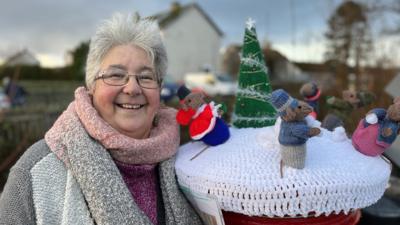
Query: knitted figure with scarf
[[299, 82, 321, 119], [270, 89, 321, 175], [352, 96, 400, 156], [176, 85, 230, 146]]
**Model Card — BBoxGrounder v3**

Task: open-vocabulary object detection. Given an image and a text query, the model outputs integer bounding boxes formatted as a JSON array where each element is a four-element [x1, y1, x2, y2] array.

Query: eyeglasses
[[95, 69, 159, 89]]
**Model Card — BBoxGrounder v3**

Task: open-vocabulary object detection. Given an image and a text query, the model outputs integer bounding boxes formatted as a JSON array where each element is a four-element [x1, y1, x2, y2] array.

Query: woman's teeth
[[119, 104, 143, 109]]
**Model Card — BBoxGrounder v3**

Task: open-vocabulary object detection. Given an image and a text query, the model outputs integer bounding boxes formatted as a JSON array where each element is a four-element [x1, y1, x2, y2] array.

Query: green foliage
[[0, 65, 76, 80], [232, 21, 277, 128], [69, 41, 90, 81]]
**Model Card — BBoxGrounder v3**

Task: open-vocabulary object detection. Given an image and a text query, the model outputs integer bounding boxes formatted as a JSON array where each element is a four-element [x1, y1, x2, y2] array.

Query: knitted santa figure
[[176, 85, 230, 146]]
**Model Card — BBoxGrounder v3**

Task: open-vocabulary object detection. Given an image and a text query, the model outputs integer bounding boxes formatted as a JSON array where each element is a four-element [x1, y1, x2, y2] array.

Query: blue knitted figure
[[270, 89, 321, 175]]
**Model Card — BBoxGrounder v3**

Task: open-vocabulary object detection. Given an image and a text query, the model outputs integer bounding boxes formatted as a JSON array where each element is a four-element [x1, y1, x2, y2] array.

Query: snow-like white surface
[[175, 118, 391, 217]]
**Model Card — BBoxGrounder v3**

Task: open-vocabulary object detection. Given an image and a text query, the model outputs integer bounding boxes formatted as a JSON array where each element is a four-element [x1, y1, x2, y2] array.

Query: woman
[[0, 13, 203, 225]]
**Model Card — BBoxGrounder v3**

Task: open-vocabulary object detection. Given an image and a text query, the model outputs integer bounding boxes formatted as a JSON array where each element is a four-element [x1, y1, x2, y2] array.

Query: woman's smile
[[116, 103, 146, 110]]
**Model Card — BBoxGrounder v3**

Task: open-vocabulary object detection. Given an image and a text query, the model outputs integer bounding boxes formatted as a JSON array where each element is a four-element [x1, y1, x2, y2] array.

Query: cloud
[[36, 53, 65, 68], [0, 0, 156, 65], [274, 40, 327, 63], [0, 0, 345, 67]]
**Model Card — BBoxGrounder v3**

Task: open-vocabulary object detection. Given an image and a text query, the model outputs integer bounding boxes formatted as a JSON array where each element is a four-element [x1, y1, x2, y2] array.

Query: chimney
[[170, 2, 181, 15]]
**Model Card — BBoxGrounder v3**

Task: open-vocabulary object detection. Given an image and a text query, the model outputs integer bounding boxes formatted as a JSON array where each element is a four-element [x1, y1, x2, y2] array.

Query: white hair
[[85, 13, 167, 91]]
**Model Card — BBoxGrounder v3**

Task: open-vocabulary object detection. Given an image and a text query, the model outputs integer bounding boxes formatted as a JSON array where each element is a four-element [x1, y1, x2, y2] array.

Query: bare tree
[[325, 0, 373, 90], [370, 0, 400, 34], [368, 0, 400, 68]]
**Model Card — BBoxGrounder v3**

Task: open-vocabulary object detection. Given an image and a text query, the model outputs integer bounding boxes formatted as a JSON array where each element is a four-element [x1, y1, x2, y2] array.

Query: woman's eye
[[105, 72, 125, 79], [111, 74, 124, 78], [138, 75, 154, 80]]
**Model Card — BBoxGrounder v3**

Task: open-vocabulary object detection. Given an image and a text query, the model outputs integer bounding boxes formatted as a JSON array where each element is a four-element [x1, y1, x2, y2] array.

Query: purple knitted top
[[115, 160, 159, 225]]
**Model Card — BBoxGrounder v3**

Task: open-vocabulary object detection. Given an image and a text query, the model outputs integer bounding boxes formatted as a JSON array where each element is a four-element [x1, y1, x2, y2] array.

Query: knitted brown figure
[[270, 89, 321, 177]]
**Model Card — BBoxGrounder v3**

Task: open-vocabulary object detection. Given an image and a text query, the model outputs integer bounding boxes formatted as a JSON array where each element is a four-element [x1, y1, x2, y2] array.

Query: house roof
[[295, 62, 331, 73], [385, 73, 400, 98], [4, 49, 40, 66], [149, 2, 224, 37], [263, 47, 288, 62]]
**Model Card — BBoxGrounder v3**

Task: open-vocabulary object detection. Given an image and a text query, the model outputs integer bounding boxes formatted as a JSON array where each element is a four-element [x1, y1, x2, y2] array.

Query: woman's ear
[[88, 84, 95, 95]]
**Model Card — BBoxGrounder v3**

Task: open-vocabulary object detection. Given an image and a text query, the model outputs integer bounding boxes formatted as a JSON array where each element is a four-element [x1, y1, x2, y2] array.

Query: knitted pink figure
[[352, 97, 400, 156]]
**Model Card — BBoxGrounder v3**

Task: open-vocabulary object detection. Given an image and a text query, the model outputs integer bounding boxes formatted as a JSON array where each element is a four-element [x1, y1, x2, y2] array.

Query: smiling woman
[[91, 45, 160, 139], [0, 13, 203, 225]]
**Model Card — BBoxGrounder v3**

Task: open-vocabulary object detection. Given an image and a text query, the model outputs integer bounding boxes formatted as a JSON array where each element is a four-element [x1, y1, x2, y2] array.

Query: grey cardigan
[[0, 140, 203, 225]]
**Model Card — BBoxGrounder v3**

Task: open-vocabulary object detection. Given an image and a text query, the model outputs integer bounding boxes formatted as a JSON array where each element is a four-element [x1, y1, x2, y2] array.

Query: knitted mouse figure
[[270, 89, 321, 172], [299, 82, 321, 119], [322, 90, 375, 131], [176, 85, 230, 146], [352, 97, 400, 156]]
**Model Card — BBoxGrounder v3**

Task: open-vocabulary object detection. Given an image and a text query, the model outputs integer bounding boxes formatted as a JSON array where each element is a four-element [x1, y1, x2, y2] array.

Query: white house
[[385, 73, 400, 99], [384, 73, 400, 167], [3, 49, 40, 67], [152, 2, 223, 82], [263, 48, 309, 84]]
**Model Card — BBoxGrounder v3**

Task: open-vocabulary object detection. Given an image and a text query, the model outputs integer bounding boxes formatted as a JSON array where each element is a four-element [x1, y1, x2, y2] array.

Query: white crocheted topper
[[175, 119, 391, 218]]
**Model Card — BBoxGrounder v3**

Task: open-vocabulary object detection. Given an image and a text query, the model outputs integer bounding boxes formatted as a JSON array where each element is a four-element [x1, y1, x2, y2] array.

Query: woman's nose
[[122, 76, 142, 95]]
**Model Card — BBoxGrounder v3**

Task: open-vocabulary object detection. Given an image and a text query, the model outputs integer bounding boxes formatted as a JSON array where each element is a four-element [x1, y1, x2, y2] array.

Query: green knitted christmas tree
[[232, 18, 277, 128]]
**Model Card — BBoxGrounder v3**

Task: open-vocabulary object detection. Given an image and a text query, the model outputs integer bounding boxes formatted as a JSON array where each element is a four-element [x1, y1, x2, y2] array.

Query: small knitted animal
[[299, 82, 321, 119], [322, 90, 375, 131], [352, 97, 400, 156], [176, 85, 230, 147], [270, 89, 321, 174]]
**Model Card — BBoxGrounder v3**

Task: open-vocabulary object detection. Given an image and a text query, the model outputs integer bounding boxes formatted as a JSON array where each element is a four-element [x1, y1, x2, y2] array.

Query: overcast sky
[[0, 0, 394, 67]]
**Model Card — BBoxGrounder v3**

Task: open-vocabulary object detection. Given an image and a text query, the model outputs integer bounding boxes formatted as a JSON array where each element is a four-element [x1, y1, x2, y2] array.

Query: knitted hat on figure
[[177, 85, 191, 101], [270, 89, 298, 116]]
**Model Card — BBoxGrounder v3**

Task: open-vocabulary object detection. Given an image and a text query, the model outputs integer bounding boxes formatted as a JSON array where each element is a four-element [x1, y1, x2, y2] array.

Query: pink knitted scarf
[[45, 87, 180, 165]]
